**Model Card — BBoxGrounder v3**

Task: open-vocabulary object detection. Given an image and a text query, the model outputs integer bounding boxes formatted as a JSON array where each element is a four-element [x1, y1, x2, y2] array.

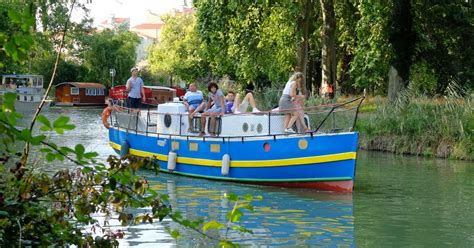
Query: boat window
[[164, 114, 172, 128], [71, 87, 79, 95], [24, 96, 27, 101], [242, 123, 249, 132], [86, 88, 98, 96], [30, 96, 33, 101], [257, 123, 263, 133]]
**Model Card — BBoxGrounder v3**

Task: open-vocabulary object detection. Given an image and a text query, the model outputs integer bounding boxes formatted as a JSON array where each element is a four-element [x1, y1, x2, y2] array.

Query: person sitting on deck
[[183, 83, 205, 132], [225, 84, 260, 114], [200, 82, 225, 136], [279, 72, 309, 133], [225, 90, 236, 114]]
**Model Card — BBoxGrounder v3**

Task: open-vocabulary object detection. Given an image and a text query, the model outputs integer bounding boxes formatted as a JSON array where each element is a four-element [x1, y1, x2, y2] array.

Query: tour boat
[[104, 97, 364, 192], [0, 74, 50, 111]]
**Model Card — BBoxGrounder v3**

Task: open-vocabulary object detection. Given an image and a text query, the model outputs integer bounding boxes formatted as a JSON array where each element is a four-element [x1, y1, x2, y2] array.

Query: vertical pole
[[179, 114, 182, 135], [268, 112, 271, 136]]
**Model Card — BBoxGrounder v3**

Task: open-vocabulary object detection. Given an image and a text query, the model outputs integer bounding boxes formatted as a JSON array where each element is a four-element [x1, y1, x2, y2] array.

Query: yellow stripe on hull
[[110, 141, 356, 168]]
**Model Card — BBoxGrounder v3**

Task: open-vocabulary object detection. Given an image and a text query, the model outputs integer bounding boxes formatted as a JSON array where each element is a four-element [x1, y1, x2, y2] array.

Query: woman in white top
[[279, 72, 308, 133]]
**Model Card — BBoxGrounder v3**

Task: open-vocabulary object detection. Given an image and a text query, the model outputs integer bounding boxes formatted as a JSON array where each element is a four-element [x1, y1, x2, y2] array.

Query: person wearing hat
[[126, 67, 145, 110]]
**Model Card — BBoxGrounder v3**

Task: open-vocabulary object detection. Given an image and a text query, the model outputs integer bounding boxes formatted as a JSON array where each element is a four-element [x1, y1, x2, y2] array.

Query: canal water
[[23, 107, 474, 247]]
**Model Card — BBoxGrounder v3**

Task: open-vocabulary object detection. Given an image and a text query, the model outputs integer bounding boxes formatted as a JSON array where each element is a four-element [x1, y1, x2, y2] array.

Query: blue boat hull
[[109, 127, 359, 192]]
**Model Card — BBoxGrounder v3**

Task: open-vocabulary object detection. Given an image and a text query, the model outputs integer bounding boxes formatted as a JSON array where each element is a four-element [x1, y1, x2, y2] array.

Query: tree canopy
[[146, 0, 472, 96]]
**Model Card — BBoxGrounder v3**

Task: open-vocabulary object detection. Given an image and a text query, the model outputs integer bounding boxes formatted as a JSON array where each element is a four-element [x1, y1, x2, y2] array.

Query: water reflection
[[18, 107, 474, 246], [354, 151, 474, 247], [144, 173, 354, 247]]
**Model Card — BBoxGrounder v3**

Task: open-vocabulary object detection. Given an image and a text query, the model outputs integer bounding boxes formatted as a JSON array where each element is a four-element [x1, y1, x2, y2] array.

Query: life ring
[[101, 106, 112, 129]]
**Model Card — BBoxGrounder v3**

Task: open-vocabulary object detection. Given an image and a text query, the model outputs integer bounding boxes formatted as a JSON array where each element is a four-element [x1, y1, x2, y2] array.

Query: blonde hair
[[289, 72, 304, 81]]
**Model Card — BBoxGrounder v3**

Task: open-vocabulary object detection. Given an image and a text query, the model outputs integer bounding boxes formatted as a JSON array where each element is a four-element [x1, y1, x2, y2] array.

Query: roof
[[132, 23, 164, 29], [56, 82, 105, 89], [101, 17, 130, 25], [144, 86, 176, 92], [2, 74, 42, 78]]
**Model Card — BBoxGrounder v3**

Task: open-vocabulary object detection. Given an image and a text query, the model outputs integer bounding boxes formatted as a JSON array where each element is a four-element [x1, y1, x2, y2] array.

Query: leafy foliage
[[411, 0, 473, 93], [350, 0, 394, 92], [0, 2, 35, 70], [148, 13, 210, 83], [193, 0, 302, 87], [357, 92, 473, 159], [82, 28, 140, 86], [1, 5, 260, 246]]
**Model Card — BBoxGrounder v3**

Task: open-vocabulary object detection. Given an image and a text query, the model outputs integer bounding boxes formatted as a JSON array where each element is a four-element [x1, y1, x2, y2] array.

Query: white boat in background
[[0, 74, 51, 112]]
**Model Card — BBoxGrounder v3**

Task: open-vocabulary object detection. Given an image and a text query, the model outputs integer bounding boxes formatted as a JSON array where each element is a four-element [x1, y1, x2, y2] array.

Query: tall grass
[[357, 88, 473, 160]]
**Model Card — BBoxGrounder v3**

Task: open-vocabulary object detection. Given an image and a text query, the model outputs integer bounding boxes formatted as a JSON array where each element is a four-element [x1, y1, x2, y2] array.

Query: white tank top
[[282, 80, 295, 95]]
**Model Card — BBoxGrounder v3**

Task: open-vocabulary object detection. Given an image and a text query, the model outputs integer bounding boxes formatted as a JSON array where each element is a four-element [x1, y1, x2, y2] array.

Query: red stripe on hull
[[256, 180, 354, 193]]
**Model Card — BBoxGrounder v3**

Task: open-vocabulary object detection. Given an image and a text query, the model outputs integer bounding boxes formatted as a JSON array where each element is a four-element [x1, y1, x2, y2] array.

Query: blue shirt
[[183, 90, 203, 105], [225, 101, 234, 113], [127, 76, 144, 98]]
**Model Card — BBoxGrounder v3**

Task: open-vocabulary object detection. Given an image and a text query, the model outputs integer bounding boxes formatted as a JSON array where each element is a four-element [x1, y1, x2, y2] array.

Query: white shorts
[[232, 100, 249, 113]]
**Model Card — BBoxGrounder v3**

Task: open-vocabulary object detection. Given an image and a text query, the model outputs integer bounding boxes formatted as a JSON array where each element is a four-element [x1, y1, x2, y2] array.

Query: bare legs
[[200, 111, 220, 135], [187, 103, 205, 132], [234, 93, 258, 113], [284, 100, 309, 133]]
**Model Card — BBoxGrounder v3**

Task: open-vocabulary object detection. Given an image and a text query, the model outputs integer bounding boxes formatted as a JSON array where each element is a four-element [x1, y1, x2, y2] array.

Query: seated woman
[[183, 83, 205, 132], [200, 82, 225, 136], [228, 84, 260, 114], [279, 72, 309, 133]]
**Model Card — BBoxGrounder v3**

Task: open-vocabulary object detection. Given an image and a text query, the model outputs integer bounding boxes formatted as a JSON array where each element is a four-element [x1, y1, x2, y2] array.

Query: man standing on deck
[[126, 67, 146, 111]]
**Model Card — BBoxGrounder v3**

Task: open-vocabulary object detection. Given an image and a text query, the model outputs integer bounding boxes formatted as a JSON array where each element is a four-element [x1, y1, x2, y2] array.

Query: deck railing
[[109, 96, 365, 139]]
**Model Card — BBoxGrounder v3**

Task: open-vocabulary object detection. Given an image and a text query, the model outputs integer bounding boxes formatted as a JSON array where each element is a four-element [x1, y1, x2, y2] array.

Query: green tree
[[194, 0, 304, 88], [334, 0, 359, 94], [410, 0, 473, 94], [82, 28, 140, 86], [148, 13, 210, 83], [1, 4, 261, 246], [350, 0, 394, 93]]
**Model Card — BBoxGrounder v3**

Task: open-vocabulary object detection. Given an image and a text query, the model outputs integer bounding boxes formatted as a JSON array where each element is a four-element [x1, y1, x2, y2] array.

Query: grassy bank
[[355, 93, 473, 160]]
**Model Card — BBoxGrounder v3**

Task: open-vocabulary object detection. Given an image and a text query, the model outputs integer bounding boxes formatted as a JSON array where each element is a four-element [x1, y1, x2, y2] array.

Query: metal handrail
[[110, 96, 365, 139]]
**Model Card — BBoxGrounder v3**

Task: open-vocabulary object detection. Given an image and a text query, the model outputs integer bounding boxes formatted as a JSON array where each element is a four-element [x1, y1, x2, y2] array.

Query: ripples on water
[[21, 107, 474, 247]]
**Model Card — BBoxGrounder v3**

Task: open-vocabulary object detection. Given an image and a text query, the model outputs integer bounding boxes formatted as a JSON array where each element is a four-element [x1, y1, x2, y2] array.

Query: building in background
[[96, 6, 194, 64], [97, 16, 130, 31], [131, 11, 164, 62]]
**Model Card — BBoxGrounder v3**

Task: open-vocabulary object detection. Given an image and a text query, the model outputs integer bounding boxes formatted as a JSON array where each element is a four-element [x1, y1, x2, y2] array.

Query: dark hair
[[227, 90, 234, 95], [207, 82, 218, 92], [245, 83, 255, 94]]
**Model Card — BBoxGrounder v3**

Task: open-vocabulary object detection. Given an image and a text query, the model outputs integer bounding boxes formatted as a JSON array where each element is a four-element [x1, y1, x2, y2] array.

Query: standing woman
[[279, 72, 308, 133]]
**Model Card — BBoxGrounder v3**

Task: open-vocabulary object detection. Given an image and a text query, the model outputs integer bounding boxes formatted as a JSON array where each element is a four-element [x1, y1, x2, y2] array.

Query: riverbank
[[354, 94, 473, 160]]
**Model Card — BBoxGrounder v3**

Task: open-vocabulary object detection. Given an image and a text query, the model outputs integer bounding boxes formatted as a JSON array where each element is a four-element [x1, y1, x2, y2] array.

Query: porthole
[[298, 139, 308, 150], [164, 114, 172, 128], [242, 123, 249, 132], [257, 123, 263, 133], [263, 143, 270, 152]]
